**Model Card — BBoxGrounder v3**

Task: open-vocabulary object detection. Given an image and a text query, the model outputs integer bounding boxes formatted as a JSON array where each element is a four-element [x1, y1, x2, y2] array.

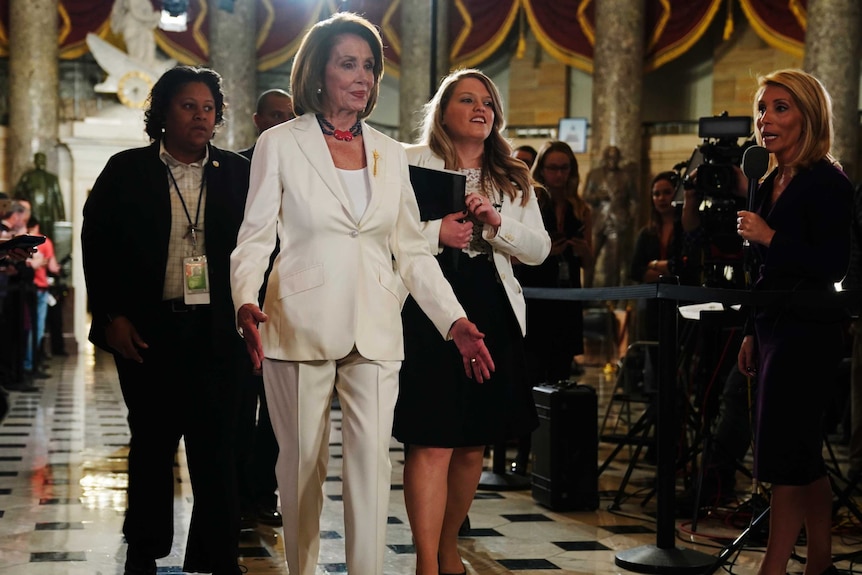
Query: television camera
[[674, 112, 755, 288]]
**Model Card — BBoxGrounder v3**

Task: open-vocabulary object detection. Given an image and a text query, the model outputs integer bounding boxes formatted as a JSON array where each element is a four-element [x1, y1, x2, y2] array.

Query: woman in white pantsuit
[[229, 12, 493, 575]]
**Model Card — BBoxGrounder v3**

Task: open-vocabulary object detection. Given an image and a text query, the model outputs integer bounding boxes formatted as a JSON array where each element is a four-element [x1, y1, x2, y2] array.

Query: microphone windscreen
[[742, 145, 769, 180]]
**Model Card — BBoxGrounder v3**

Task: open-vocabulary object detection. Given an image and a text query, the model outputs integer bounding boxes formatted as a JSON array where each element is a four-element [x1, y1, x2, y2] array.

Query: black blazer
[[82, 142, 250, 356]]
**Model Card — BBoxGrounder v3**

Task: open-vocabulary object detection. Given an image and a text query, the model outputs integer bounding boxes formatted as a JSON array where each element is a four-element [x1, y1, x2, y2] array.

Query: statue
[[87, 1, 174, 109], [583, 145, 639, 288], [110, 0, 161, 69], [14, 153, 66, 241]]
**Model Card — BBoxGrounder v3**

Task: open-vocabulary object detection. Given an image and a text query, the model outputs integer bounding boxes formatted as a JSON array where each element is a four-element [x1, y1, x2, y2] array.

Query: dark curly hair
[[144, 66, 226, 141]]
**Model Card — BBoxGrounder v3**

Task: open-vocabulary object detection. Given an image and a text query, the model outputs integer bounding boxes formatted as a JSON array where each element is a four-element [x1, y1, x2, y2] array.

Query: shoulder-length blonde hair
[[753, 68, 837, 170], [418, 68, 531, 206], [290, 12, 383, 119]]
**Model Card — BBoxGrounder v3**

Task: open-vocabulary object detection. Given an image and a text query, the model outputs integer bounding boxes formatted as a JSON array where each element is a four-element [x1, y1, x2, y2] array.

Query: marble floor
[[0, 346, 860, 575]]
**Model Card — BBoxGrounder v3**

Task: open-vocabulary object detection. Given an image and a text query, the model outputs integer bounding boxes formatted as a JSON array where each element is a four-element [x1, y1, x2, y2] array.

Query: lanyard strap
[[166, 164, 206, 247]]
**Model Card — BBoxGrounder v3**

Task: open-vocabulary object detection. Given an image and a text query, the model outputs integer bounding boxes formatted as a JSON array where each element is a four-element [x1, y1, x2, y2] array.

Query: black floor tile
[[35, 521, 84, 530], [462, 527, 503, 537], [30, 551, 87, 561], [553, 540, 612, 551], [501, 513, 553, 522], [497, 558, 560, 570]]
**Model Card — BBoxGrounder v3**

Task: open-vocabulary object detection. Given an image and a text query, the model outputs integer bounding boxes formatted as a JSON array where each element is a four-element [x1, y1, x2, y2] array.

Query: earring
[[316, 87, 322, 95]]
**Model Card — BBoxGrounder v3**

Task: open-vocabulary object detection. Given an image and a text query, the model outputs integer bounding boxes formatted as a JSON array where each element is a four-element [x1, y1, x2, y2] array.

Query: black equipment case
[[531, 382, 599, 511]]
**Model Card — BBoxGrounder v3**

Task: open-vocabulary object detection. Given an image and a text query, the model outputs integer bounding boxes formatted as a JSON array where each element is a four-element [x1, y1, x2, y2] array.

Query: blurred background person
[[394, 68, 550, 575], [82, 66, 250, 575], [735, 68, 852, 575], [0, 200, 36, 391], [239, 88, 295, 160], [521, 140, 592, 379], [512, 140, 591, 475], [629, 171, 701, 340], [22, 216, 58, 380], [512, 144, 537, 169], [229, 14, 493, 575]]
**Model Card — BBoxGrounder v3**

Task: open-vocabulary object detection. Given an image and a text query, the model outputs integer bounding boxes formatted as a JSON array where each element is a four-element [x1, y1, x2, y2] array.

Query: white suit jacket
[[403, 144, 551, 336], [230, 114, 466, 361]]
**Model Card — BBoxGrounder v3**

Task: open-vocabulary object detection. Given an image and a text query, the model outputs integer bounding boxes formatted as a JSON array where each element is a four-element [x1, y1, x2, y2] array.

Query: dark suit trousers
[[114, 304, 240, 572], [237, 372, 279, 513]]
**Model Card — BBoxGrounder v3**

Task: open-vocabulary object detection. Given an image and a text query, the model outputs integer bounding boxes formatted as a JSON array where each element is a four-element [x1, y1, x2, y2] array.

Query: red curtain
[[0, 0, 809, 71]]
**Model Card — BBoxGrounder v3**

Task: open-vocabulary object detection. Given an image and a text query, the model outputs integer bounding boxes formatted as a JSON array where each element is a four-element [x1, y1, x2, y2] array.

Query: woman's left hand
[[736, 210, 775, 246], [449, 317, 495, 383], [465, 193, 501, 228]]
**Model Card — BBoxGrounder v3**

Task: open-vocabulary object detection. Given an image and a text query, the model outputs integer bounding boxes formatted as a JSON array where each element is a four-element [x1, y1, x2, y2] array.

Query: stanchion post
[[615, 277, 714, 574]]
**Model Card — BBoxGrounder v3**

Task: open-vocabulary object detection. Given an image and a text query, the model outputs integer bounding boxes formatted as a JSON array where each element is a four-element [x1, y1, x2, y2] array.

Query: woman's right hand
[[439, 212, 473, 249], [106, 316, 148, 363], [238, 303, 268, 371], [449, 318, 495, 383], [737, 334, 756, 377]]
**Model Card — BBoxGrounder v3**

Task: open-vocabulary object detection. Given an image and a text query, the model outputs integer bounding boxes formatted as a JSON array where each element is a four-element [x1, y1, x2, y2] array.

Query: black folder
[[408, 164, 467, 269], [408, 164, 467, 221]]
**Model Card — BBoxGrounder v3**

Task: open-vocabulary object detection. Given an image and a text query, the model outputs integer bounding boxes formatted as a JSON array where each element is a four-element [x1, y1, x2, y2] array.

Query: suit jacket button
[[349, 230, 359, 238]]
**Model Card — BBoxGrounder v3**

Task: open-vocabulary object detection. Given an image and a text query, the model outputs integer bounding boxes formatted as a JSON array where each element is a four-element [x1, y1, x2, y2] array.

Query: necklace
[[316, 114, 362, 142]]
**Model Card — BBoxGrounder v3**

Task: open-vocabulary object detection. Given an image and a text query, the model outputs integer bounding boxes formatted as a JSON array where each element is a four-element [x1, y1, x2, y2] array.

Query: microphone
[[741, 145, 769, 247]]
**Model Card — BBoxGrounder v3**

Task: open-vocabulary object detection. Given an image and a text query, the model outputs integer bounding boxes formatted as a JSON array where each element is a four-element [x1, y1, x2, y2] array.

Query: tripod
[[704, 500, 771, 574], [597, 328, 702, 510]]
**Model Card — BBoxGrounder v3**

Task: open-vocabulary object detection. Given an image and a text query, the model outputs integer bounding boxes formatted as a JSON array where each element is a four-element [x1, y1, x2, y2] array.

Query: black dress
[[393, 212, 538, 448], [748, 159, 852, 485]]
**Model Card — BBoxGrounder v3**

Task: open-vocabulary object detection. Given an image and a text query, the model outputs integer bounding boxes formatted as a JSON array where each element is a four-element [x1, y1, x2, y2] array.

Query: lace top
[[461, 168, 502, 258]]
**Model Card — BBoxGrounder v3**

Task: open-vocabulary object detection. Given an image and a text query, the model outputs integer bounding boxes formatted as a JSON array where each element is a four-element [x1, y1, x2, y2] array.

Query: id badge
[[183, 255, 211, 304]]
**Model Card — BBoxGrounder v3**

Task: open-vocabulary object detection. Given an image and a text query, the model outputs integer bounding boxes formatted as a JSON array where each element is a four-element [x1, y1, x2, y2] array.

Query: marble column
[[399, 0, 448, 142], [590, 0, 645, 167], [587, 0, 645, 288], [8, 0, 59, 186], [803, 0, 861, 181], [209, 0, 257, 152]]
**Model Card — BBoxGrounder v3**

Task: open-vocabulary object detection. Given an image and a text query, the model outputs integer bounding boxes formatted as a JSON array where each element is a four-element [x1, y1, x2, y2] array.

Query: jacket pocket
[[277, 264, 324, 299], [378, 264, 405, 303]]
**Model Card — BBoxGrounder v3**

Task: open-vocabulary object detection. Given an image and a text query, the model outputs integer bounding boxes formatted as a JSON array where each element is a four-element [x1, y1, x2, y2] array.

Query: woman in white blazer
[[229, 14, 492, 575], [393, 69, 551, 575]]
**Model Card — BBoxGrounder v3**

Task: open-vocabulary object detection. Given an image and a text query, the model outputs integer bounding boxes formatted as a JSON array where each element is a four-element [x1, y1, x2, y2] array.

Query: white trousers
[[263, 351, 401, 575]]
